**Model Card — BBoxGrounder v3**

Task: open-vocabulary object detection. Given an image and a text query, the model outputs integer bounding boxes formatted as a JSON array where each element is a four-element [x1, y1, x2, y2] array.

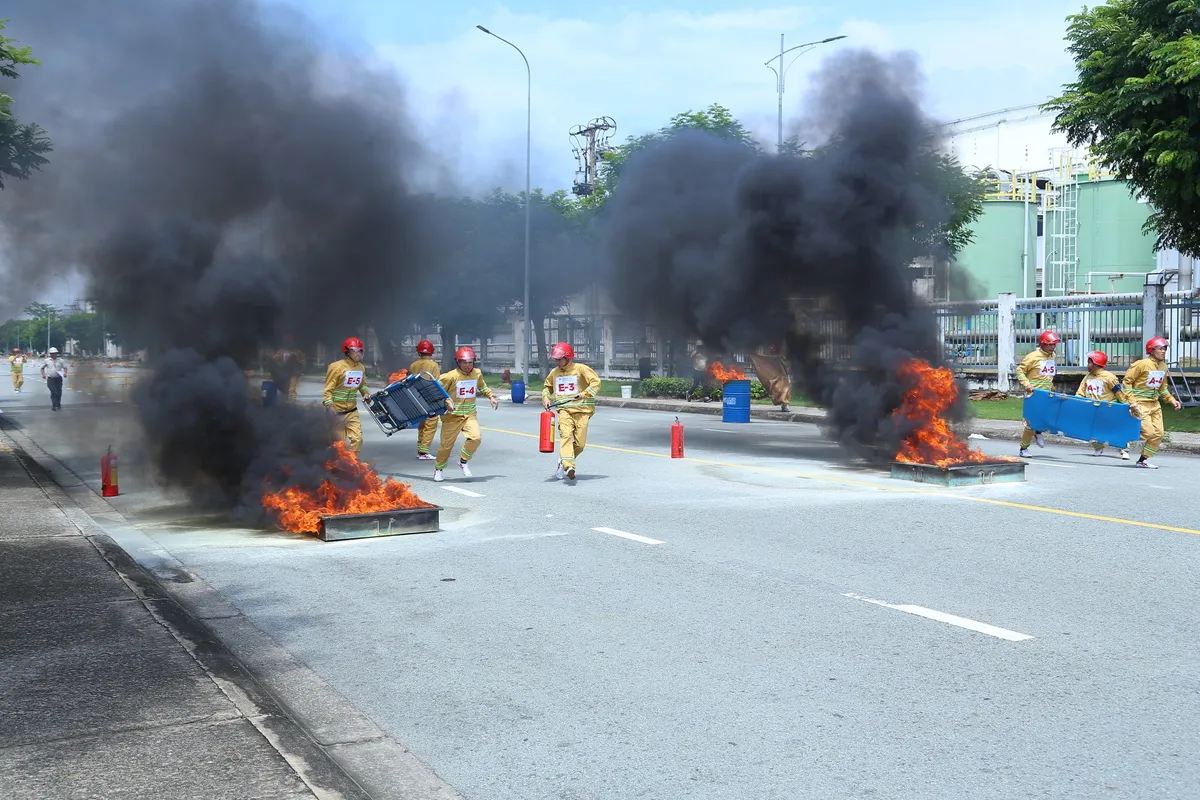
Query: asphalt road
[[3, 374, 1198, 799]]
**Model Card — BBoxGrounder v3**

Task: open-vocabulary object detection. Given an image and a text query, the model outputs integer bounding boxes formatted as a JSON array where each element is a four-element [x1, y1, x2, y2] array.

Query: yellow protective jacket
[[8, 355, 25, 373], [270, 347, 307, 376], [1074, 369, 1130, 403], [439, 367, 493, 415], [1123, 357, 1176, 405], [542, 362, 601, 413], [1016, 348, 1057, 391], [408, 357, 440, 380], [323, 357, 370, 412]]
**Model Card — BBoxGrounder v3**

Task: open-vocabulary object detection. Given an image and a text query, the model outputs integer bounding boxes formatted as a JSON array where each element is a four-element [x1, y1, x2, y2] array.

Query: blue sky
[[285, 0, 1083, 194]]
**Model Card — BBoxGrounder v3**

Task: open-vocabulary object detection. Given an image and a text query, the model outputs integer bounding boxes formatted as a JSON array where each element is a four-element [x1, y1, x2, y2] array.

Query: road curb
[[594, 396, 1200, 455], [0, 422, 465, 800]]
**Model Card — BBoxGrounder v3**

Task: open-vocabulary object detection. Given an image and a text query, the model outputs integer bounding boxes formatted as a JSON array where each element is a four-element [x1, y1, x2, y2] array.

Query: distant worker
[[1074, 350, 1135, 460], [1017, 330, 1061, 458], [9, 347, 25, 393], [268, 333, 307, 402], [1122, 337, 1182, 469], [323, 337, 371, 453], [434, 346, 498, 482], [409, 339, 441, 460], [749, 344, 791, 412], [40, 346, 66, 412], [685, 341, 711, 401], [542, 341, 601, 481]]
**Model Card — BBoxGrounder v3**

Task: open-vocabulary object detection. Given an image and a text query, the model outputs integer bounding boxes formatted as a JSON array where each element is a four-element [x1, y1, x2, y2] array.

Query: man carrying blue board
[[1074, 350, 1136, 460]]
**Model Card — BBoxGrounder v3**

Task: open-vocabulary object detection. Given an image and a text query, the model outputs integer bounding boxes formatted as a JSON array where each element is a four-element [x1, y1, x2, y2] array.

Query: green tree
[[1042, 0, 1200, 255], [0, 19, 51, 189], [588, 103, 761, 206], [915, 152, 990, 259]]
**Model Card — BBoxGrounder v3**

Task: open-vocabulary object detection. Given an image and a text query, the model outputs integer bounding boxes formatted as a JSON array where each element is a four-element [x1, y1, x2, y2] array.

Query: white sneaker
[[1135, 460, 1158, 469], [1034, 433, 1045, 448], [1091, 448, 1104, 456], [565, 466, 576, 480], [433, 469, 444, 482], [416, 453, 434, 460], [1120, 449, 1130, 460], [554, 463, 566, 480], [459, 461, 472, 478], [1019, 449, 1031, 458]]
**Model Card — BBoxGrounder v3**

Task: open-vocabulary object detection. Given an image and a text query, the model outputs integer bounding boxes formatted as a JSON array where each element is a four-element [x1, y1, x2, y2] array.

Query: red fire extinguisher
[[101, 447, 119, 497], [671, 416, 685, 458], [539, 409, 556, 453]]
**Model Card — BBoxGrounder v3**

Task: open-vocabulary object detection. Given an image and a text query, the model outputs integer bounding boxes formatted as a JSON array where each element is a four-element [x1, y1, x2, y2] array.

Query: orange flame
[[893, 358, 1015, 468], [708, 361, 747, 382], [261, 442, 434, 534], [387, 368, 408, 383]]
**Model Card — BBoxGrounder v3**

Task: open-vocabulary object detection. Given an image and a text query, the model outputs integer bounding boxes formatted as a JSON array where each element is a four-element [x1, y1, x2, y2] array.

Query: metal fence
[[933, 290, 1200, 375]]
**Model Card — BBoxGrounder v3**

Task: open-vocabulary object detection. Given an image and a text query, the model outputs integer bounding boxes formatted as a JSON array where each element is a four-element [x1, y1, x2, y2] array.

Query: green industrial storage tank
[[952, 199, 1036, 300]]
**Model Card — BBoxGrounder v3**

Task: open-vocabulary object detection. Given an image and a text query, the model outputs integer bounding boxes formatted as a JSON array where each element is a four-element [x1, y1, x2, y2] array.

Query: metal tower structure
[[569, 117, 616, 197], [1046, 148, 1080, 295]]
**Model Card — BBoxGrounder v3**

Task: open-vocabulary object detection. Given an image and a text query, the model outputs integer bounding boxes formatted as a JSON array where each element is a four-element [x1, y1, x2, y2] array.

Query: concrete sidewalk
[[0, 424, 371, 800], [594, 396, 1200, 455]]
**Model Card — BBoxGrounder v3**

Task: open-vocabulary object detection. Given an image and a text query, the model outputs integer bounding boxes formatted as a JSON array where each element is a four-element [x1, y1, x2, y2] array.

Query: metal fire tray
[[317, 505, 443, 542], [890, 460, 1026, 487], [365, 372, 450, 436]]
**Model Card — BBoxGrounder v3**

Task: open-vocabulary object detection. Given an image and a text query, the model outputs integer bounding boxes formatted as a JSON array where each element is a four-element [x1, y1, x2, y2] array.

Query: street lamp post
[[764, 34, 847, 152], [477, 24, 532, 385]]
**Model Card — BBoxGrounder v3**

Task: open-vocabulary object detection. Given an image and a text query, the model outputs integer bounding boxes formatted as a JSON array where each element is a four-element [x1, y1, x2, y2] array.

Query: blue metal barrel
[[721, 379, 751, 423], [511, 380, 526, 404]]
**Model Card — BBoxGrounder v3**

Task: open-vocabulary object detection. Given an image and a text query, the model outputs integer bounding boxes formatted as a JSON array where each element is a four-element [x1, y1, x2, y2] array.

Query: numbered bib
[[555, 375, 579, 396], [1085, 378, 1104, 397], [1038, 360, 1056, 377], [455, 380, 478, 399], [342, 369, 364, 387], [1146, 370, 1165, 389]]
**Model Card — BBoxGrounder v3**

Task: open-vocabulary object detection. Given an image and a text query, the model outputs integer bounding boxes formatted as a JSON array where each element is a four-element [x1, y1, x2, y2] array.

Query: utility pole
[[477, 25, 532, 384], [764, 34, 847, 152]]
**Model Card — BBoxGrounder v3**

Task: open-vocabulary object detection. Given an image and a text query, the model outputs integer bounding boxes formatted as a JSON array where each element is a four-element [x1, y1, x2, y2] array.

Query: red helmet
[[455, 346, 476, 362], [416, 339, 434, 356], [342, 337, 364, 354], [1146, 336, 1168, 354], [11, 347, 19, 353], [1038, 330, 1061, 347], [550, 341, 574, 360], [1086, 350, 1108, 368]]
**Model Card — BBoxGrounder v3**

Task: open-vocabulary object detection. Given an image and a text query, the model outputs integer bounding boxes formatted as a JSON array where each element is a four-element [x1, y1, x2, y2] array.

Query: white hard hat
[[48, 347, 58, 354]]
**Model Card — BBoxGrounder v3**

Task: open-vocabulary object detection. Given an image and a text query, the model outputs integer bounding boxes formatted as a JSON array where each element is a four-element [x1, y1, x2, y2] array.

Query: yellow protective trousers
[[285, 375, 299, 402], [1019, 421, 1039, 449], [330, 409, 364, 452], [10, 371, 22, 391], [1136, 401, 1164, 458], [416, 416, 439, 454], [558, 409, 592, 468], [436, 414, 480, 469]]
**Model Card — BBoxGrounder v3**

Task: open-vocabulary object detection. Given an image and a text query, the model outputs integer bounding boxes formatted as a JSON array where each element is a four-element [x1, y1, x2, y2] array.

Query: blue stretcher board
[[1021, 389, 1142, 448], [364, 373, 450, 436]]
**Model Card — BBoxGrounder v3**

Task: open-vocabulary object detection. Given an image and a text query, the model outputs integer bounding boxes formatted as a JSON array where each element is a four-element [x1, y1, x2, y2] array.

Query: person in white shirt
[[40, 347, 67, 411]]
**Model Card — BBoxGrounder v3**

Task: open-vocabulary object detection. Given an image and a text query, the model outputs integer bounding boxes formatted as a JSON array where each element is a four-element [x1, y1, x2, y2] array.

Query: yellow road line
[[480, 425, 1200, 536]]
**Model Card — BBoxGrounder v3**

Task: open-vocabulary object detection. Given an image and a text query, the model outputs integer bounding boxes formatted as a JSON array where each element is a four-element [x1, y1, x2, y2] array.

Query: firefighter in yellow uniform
[[409, 339, 440, 461], [9, 348, 25, 392], [269, 333, 307, 402], [1123, 336, 1182, 469], [323, 337, 371, 453], [434, 346, 497, 481], [542, 341, 601, 481], [1074, 350, 1135, 459], [1017, 330, 1061, 457]]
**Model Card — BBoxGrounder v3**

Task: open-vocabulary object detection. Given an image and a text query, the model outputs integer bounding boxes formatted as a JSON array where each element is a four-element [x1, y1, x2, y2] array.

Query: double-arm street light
[[764, 34, 847, 152], [476, 24, 532, 385]]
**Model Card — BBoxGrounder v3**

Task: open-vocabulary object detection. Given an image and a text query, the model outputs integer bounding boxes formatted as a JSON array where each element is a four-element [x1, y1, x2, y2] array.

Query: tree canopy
[[0, 19, 51, 189], [1042, 0, 1200, 256]]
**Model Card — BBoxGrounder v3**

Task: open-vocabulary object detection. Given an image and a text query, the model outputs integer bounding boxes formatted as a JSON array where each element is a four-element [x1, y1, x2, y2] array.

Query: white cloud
[[375, 4, 1082, 194]]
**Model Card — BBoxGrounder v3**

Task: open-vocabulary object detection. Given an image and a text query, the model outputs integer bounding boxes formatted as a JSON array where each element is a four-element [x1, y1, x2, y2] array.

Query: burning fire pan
[[891, 460, 1026, 487], [317, 506, 443, 542]]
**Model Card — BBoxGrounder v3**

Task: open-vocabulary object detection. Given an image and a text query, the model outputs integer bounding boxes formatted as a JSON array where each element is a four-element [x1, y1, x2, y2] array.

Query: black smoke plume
[[603, 50, 965, 459], [0, 0, 439, 516]]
